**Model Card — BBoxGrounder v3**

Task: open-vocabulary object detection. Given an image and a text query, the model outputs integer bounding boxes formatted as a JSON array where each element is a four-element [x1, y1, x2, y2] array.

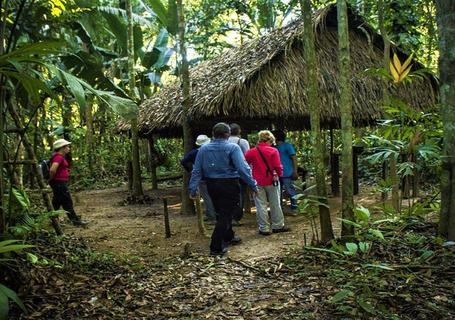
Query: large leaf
[[96, 6, 151, 27], [0, 240, 34, 254], [0, 283, 26, 314], [2, 70, 55, 104], [0, 42, 62, 65], [142, 0, 168, 27], [153, 48, 174, 70], [54, 67, 87, 110], [167, 0, 178, 35], [101, 11, 127, 55], [95, 90, 138, 120], [354, 206, 370, 222], [11, 188, 30, 211]]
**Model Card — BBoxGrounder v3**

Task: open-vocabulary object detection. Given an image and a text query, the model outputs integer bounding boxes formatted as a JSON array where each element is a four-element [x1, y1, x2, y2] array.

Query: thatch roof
[[119, 4, 437, 137]]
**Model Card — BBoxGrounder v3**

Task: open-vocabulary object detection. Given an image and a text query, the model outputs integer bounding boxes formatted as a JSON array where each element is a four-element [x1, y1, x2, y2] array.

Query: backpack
[[38, 155, 55, 181]]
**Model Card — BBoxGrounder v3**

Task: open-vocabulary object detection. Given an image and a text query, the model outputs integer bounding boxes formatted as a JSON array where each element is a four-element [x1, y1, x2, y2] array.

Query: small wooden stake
[[194, 195, 206, 236], [163, 198, 171, 238]]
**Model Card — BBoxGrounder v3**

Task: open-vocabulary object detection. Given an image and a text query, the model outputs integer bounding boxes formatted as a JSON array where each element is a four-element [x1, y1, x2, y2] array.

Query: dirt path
[[68, 184, 375, 262]]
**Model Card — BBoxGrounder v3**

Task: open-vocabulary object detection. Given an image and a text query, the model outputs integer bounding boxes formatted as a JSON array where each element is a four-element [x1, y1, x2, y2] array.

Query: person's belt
[[205, 177, 239, 183]]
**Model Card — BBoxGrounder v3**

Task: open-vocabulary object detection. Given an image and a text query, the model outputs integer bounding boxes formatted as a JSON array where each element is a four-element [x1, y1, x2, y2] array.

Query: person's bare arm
[[49, 162, 60, 180]]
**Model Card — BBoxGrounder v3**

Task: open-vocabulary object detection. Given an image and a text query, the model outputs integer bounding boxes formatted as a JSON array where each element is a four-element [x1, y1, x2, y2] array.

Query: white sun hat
[[195, 134, 210, 146], [53, 139, 71, 150]]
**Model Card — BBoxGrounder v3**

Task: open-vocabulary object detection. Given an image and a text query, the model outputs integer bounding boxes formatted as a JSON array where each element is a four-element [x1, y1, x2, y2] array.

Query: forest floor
[[70, 182, 377, 261], [10, 183, 455, 319]]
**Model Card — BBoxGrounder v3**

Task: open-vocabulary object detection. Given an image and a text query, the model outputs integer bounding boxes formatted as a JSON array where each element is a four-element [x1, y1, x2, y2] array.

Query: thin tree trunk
[[177, 0, 195, 215], [0, 0, 7, 234], [436, 0, 455, 240], [85, 98, 94, 175], [424, 0, 436, 68], [378, 0, 400, 212], [148, 136, 158, 190], [337, 0, 355, 237], [126, 0, 143, 198], [301, 0, 333, 242], [7, 102, 62, 235]]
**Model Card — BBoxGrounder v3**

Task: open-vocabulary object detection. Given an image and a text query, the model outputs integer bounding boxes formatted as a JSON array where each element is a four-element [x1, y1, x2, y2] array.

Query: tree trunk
[[378, 0, 400, 212], [148, 136, 158, 190], [301, 0, 334, 242], [0, 87, 4, 234], [85, 98, 94, 175], [126, 0, 144, 198], [436, 0, 455, 240], [177, 0, 195, 215], [7, 102, 62, 235], [337, 0, 355, 237]]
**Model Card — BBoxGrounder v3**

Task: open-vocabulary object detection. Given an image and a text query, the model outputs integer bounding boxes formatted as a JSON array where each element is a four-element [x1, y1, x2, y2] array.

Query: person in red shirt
[[245, 131, 290, 235], [49, 139, 88, 226]]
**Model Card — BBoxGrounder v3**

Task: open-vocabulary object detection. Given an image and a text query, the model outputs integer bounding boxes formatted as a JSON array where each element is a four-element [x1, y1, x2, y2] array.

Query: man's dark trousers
[[206, 178, 241, 252]]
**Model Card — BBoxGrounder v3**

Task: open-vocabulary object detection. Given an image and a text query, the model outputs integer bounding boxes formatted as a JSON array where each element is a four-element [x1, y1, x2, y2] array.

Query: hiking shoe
[[72, 219, 89, 227], [258, 230, 272, 236], [272, 226, 291, 233], [210, 247, 228, 257], [227, 236, 242, 246]]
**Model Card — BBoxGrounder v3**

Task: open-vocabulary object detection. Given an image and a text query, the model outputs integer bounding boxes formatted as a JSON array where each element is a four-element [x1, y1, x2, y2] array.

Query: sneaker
[[258, 230, 272, 236], [72, 219, 89, 227], [272, 226, 291, 233], [227, 236, 242, 246], [210, 247, 228, 257]]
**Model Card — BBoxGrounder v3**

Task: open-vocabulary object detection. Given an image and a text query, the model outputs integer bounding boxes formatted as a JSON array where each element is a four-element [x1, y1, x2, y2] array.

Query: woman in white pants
[[245, 131, 290, 235]]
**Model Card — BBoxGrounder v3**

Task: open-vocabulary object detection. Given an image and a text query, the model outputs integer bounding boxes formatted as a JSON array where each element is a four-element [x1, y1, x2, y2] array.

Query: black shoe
[[72, 219, 89, 227], [272, 226, 291, 233], [210, 247, 228, 257], [258, 230, 272, 236], [204, 219, 217, 225], [232, 220, 242, 226], [227, 236, 242, 246]]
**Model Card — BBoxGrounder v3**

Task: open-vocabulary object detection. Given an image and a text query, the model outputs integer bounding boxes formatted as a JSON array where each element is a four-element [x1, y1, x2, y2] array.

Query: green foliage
[[0, 240, 33, 319]]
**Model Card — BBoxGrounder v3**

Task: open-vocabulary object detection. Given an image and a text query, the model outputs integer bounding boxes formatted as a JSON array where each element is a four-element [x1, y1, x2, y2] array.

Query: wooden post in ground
[[163, 198, 171, 238], [194, 195, 206, 236], [331, 153, 340, 197]]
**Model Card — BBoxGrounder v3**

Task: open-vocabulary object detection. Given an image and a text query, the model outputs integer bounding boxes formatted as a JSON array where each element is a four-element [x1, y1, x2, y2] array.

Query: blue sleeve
[[287, 143, 296, 156], [230, 145, 258, 192], [189, 150, 203, 197], [181, 149, 197, 172]]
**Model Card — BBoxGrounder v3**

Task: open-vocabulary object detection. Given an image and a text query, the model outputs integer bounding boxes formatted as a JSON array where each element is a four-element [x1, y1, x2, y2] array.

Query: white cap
[[195, 134, 210, 146]]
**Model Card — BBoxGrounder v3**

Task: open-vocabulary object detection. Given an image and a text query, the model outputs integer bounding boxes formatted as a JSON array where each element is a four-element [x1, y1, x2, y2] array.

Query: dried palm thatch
[[118, 4, 436, 137]]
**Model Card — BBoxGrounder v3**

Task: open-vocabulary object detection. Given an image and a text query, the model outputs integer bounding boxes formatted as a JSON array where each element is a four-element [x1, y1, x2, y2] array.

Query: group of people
[[185, 122, 299, 256]]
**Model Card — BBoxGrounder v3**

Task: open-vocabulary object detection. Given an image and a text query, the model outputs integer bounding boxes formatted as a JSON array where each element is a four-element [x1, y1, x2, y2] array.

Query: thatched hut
[[120, 4, 436, 137]]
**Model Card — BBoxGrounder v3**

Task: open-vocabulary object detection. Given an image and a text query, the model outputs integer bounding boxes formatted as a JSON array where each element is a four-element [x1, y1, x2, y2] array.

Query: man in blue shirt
[[273, 130, 299, 213], [190, 123, 258, 257]]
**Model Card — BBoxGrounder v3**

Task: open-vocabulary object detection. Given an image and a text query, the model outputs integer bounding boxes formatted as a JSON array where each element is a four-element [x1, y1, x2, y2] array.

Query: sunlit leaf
[[329, 289, 353, 303]]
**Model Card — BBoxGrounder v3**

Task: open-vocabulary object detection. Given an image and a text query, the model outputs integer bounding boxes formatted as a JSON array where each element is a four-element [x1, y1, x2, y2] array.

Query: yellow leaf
[[392, 53, 402, 73], [398, 65, 412, 82], [401, 53, 413, 72], [389, 61, 400, 83]]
